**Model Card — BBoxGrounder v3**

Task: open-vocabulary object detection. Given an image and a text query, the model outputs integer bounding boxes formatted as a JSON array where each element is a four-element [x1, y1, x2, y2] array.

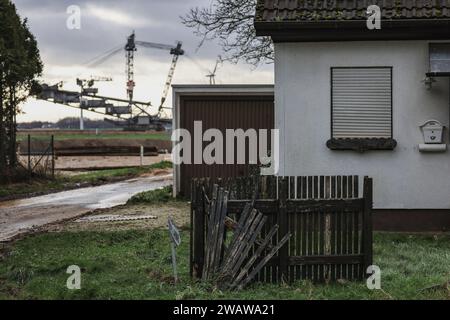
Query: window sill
[[326, 138, 397, 152]]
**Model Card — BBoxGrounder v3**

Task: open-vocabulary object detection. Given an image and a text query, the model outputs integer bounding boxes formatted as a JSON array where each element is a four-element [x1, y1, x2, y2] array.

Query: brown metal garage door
[[179, 95, 274, 196]]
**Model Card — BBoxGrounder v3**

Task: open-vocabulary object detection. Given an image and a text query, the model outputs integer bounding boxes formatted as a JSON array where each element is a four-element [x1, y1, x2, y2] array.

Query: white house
[[255, 0, 450, 229]]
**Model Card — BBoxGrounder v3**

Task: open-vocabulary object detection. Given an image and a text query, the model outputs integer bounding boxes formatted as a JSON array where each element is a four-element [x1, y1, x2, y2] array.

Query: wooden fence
[[190, 175, 373, 283]]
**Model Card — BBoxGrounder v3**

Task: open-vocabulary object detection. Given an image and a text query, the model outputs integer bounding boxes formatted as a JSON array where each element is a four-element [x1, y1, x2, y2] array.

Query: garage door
[[179, 95, 274, 196]]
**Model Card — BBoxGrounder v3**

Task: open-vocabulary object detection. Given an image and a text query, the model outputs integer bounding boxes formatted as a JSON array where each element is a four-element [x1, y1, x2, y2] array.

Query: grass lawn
[[0, 161, 172, 200], [0, 229, 448, 300], [16, 132, 171, 142]]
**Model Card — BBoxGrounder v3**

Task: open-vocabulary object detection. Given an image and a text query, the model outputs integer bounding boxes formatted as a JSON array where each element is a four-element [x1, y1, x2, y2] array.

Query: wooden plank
[[286, 199, 365, 212], [238, 233, 291, 290], [319, 210, 325, 282], [362, 177, 374, 275], [319, 176, 325, 199], [227, 199, 278, 214], [337, 176, 342, 199], [312, 209, 318, 282], [229, 224, 278, 290], [211, 187, 224, 271], [301, 206, 307, 280], [325, 176, 331, 199], [330, 207, 337, 281], [190, 180, 195, 278], [227, 213, 267, 277], [203, 185, 220, 279], [289, 254, 364, 265], [342, 176, 348, 199], [193, 183, 206, 279], [289, 176, 296, 200], [278, 177, 289, 283], [354, 209, 360, 279], [348, 176, 354, 199], [212, 190, 229, 273], [268, 213, 275, 283], [302, 177, 307, 199], [330, 176, 336, 281], [307, 209, 313, 280], [350, 210, 355, 280], [342, 207, 348, 280], [289, 211, 296, 282], [295, 179, 302, 281], [222, 206, 256, 273], [289, 178, 296, 282], [336, 208, 342, 279]]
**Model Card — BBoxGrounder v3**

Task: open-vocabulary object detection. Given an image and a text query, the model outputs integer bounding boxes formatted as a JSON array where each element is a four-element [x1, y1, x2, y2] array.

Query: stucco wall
[[275, 41, 450, 209]]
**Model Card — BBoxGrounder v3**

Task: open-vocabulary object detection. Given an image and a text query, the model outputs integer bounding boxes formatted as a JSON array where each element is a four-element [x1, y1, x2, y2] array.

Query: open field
[[17, 130, 171, 142], [0, 187, 448, 300], [55, 154, 172, 171]]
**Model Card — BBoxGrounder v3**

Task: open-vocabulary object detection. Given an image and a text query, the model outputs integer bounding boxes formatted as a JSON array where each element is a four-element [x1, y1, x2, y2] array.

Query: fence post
[[27, 134, 31, 180], [51, 135, 55, 179], [192, 181, 206, 279], [362, 177, 373, 276], [189, 180, 197, 279], [278, 177, 289, 283]]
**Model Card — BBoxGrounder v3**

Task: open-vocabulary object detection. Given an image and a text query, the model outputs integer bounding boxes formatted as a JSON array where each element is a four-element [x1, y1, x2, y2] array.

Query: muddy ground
[[0, 174, 173, 242]]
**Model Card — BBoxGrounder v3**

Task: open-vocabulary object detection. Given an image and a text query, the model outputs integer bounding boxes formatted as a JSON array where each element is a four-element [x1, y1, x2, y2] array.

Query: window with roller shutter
[[327, 67, 397, 151]]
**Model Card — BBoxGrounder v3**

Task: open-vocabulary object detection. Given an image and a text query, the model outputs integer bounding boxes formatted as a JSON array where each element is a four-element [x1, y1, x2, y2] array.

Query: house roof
[[256, 0, 450, 22], [255, 0, 450, 41]]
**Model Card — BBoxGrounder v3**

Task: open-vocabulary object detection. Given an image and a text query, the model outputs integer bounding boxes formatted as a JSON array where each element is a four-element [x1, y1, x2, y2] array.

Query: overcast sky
[[13, 0, 274, 122]]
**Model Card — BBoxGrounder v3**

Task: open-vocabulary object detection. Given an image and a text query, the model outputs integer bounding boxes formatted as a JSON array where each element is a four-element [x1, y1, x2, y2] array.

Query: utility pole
[[80, 109, 84, 131], [77, 78, 85, 131]]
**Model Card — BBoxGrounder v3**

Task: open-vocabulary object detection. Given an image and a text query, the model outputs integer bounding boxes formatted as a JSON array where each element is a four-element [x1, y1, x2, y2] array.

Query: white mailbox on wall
[[419, 120, 446, 152], [420, 120, 444, 144]]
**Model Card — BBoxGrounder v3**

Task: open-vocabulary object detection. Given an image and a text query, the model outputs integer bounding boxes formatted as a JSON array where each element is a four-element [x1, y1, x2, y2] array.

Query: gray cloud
[[14, 0, 219, 64]]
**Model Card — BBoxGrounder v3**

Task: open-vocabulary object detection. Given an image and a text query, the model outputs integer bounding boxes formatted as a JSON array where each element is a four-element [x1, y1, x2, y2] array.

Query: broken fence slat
[[224, 215, 269, 288], [221, 204, 253, 269], [227, 214, 268, 277], [203, 185, 219, 280], [221, 208, 258, 274], [212, 190, 229, 274], [224, 215, 275, 251], [229, 225, 279, 290], [238, 232, 292, 290], [208, 187, 224, 275], [222, 203, 253, 262]]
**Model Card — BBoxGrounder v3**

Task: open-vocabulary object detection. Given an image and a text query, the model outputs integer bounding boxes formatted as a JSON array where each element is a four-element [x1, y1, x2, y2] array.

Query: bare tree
[[182, 0, 273, 66]]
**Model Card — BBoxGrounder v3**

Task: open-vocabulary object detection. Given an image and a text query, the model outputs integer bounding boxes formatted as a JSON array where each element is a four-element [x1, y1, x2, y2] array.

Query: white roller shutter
[[331, 67, 392, 138]]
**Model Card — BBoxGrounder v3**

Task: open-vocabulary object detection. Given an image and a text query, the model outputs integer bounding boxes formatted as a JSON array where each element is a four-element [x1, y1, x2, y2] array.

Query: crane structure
[[125, 33, 137, 103], [125, 31, 184, 117], [35, 32, 184, 131]]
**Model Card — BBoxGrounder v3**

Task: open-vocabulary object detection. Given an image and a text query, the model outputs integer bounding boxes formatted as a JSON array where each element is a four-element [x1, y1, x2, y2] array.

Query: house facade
[[255, 1, 450, 214]]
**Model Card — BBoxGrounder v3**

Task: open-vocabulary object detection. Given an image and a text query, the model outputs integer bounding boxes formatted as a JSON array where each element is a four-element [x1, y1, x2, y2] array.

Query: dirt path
[[53, 202, 190, 233], [0, 174, 172, 242]]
